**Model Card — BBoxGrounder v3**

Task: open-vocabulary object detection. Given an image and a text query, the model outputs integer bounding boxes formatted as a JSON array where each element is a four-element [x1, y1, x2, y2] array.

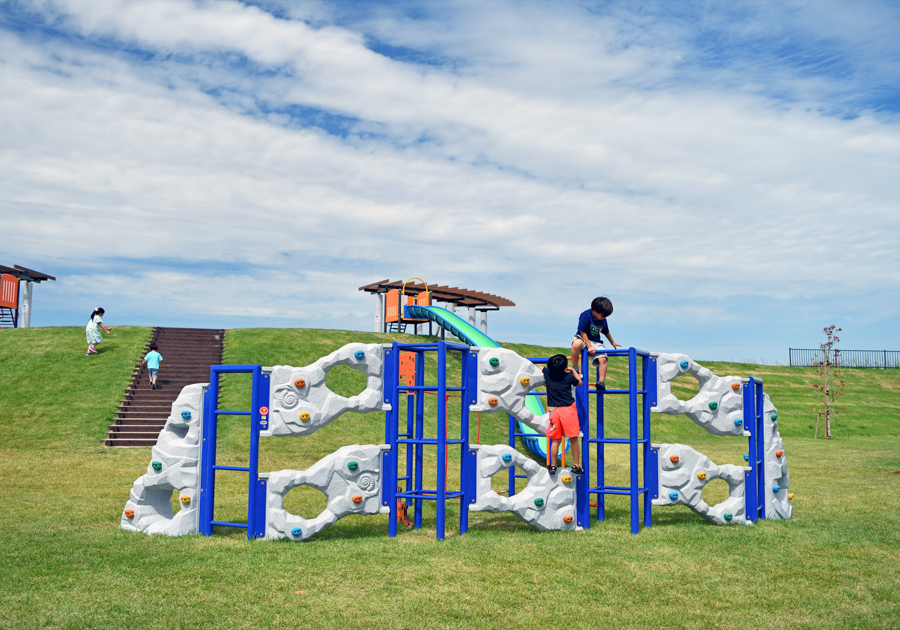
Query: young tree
[[813, 325, 845, 439]]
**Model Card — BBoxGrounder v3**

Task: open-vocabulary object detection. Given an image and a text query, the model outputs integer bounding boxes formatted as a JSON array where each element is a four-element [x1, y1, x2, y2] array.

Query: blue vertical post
[[436, 341, 447, 540], [385, 344, 399, 538], [414, 350, 425, 529], [199, 379, 216, 537], [642, 354, 654, 529], [458, 347, 471, 535], [743, 379, 758, 523], [595, 355, 605, 523], [628, 347, 639, 535], [755, 379, 766, 520], [508, 413, 517, 497], [246, 365, 261, 540]]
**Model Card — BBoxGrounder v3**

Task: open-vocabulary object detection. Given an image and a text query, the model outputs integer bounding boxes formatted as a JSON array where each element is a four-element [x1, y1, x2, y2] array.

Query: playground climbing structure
[[121, 341, 792, 541]]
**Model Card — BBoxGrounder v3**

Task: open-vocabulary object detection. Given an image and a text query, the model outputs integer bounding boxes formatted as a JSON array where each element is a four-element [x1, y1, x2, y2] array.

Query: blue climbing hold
[[743, 454, 749, 461], [772, 485, 781, 493], [669, 492, 679, 501], [501, 453, 513, 463], [680, 360, 689, 369], [290, 527, 302, 537], [181, 411, 191, 420], [354, 350, 366, 360], [734, 418, 743, 426]]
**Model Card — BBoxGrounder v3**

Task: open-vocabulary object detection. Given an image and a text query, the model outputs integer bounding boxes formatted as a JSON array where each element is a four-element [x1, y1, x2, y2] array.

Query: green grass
[[1, 326, 899, 629]]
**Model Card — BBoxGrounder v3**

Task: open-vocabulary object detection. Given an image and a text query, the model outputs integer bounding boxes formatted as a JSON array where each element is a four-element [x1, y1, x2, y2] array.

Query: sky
[[2, 0, 899, 363]]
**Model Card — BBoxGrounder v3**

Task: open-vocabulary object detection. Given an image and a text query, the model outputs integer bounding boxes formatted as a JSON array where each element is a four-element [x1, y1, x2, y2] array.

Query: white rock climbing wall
[[470, 347, 550, 435], [263, 444, 389, 541], [470, 444, 578, 531], [651, 443, 750, 525], [263, 343, 387, 437], [652, 353, 792, 523], [120, 384, 204, 536]]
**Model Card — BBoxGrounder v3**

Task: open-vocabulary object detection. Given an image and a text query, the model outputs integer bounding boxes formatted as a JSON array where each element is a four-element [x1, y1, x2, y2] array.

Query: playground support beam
[[468, 307, 476, 328], [480, 309, 487, 334], [375, 291, 385, 333], [21, 281, 32, 328]]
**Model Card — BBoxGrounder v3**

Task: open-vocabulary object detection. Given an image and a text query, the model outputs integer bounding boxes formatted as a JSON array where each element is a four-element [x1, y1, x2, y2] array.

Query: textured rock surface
[[470, 444, 578, 531], [263, 343, 388, 437], [470, 348, 551, 435], [263, 444, 389, 541], [651, 353, 791, 522], [120, 384, 204, 536]]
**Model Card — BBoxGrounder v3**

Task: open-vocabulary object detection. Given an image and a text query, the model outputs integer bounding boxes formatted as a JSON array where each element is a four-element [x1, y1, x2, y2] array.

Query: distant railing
[[789, 348, 900, 369]]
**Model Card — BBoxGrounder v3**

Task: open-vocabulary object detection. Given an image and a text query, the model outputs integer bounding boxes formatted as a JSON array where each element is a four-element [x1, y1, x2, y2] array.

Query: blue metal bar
[[590, 388, 649, 395], [459, 350, 473, 535], [629, 347, 639, 535], [595, 349, 605, 524], [398, 438, 466, 445], [213, 465, 250, 471], [247, 364, 262, 540], [215, 410, 251, 416], [414, 349, 425, 529], [199, 385, 214, 536], [211, 520, 248, 529], [386, 344, 398, 537], [436, 340, 447, 541], [756, 379, 766, 520], [508, 414, 517, 496], [642, 354, 653, 529], [586, 437, 649, 444]]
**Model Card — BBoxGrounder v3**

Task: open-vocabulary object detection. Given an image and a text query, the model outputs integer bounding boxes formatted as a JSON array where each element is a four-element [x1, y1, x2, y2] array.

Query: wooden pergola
[[359, 279, 515, 335], [0, 264, 56, 328]]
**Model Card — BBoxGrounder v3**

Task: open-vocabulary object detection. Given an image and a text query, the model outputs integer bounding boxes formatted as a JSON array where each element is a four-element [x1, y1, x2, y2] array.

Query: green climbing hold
[[151, 461, 162, 472], [347, 461, 359, 471], [771, 412, 778, 421], [708, 401, 718, 411], [489, 357, 500, 367], [534, 498, 544, 507], [724, 513, 733, 521]]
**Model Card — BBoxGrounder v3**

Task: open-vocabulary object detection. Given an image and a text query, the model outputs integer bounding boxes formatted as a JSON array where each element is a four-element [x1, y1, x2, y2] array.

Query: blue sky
[[2, 0, 899, 362]]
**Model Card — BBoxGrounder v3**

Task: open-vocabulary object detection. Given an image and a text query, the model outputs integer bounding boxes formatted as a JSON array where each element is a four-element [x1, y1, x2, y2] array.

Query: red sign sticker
[[259, 406, 269, 415]]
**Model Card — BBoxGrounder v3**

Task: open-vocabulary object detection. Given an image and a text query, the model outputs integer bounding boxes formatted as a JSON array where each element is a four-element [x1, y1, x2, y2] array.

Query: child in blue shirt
[[570, 296, 620, 390], [142, 343, 163, 390]]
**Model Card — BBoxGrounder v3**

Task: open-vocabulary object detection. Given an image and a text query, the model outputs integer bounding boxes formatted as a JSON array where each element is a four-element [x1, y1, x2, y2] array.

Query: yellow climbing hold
[[697, 471, 707, 480], [299, 412, 311, 422], [180, 495, 191, 505], [520, 377, 530, 387], [561, 475, 572, 484], [788, 493, 794, 500]]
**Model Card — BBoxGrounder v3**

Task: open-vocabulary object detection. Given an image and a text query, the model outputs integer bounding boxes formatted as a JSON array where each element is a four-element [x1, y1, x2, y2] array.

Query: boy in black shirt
[[542, 354, 584, 475]]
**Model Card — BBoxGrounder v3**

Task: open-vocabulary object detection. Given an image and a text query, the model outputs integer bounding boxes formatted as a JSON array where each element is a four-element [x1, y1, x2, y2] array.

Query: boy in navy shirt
[[570, 296, 620, 389], [543, 354, 583, 475]]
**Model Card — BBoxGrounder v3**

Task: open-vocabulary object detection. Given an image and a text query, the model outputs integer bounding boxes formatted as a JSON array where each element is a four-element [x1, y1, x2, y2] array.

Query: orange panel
[[0, 274, 18, 309], [399, 352, 416, 387], [385, 289, 399, 323], [416, 291, 431, 306]]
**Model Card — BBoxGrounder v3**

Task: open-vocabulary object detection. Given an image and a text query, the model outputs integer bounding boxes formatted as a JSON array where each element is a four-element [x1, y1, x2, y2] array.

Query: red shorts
[[546, 403, 580, 439]]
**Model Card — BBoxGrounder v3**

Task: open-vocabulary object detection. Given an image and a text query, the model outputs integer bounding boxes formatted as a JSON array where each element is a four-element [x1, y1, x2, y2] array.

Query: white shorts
[[574, 335, 604, 365]]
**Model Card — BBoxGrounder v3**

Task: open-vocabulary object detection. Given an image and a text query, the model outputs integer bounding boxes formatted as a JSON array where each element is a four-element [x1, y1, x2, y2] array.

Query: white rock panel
[[470, 348, 551, 435]]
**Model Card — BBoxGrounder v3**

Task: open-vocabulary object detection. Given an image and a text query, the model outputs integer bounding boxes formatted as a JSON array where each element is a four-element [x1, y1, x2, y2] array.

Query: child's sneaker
[[571, 465, 584, 475], [547, 465, 557, 475], [596, 381, 606, 391], [151, 382, 156, 390]]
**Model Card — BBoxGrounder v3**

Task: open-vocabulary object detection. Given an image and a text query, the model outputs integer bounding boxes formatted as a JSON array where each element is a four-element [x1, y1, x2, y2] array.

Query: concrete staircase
[[105, 327, 224, 447]]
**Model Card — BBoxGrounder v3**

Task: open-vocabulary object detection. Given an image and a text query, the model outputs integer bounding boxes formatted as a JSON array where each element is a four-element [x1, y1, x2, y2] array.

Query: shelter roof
[[0, 265, 56, 282], [359, 279, 514, 309]]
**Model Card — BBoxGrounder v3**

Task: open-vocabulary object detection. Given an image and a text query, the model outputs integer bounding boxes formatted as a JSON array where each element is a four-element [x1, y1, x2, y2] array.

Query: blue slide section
[[404, 304, 564, 460]]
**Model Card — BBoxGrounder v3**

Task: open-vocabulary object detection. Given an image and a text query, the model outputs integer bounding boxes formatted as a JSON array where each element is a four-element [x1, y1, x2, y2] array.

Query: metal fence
[[789, 348, 900, 369]]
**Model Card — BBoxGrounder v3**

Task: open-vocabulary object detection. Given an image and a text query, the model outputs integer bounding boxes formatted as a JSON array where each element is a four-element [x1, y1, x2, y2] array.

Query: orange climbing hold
[[670, 455, 680, 464], [776, 450, 784, 458], [294, 378, 306, 389], [488, 397, 498, 407], [731, 383, 740, 391], [563, 515, 574, 524], [124, 509, 134, 519], [352, 495, 363, 504]]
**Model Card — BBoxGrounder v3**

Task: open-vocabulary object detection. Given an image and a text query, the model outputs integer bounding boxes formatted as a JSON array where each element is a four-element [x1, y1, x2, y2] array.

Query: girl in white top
[[85, 307, 113, 355]]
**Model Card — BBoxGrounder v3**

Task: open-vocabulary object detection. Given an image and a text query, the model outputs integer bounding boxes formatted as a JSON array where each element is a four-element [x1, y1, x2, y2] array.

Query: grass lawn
[[1, 326, 898, 629]]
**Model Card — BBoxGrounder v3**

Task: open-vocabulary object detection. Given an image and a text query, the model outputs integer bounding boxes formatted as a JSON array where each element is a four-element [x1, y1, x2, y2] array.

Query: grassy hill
[[1, 326, 898, 629]]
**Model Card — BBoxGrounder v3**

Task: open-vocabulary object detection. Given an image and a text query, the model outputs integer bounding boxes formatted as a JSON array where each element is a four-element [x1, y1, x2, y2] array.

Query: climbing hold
[[348, 461, 359, 471], [776, 449, 784, 458], [351, 495, 363, 504], [669, 455, 680, 464], [734, 418, 743, 427], [290, 527, 302, 537], [534, 498, 545, 507], [724, 513, 733, 521], [743, 454, 749, 461], [680, 360, 689, 369], [708, 401, 718, 411], [501, 453, 513, 463], [124, 509, 134, 519], [563, 515, 574, 524], [354, 350, 366, 360], [151, 461, 162, 472], [788, 493, 794, 500], [731, 383, 740, 391], [771, 412, 778, 421], [299, 412, 311, 422], [180, 495, 190, 505], [697, 471, 707, 480], [294, 378, 306, 389], [488, 397, 498, 407], [772, 485, 781, 493], [489, 357, 500, 367], [181, 410, 191, 420], [561, 475, 572, 484], [520, 376, 530, 387], [669, 492, 679, 501]]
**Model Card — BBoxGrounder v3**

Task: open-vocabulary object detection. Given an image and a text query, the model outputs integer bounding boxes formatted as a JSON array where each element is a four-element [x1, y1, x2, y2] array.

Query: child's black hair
[[90, 307, 105, 319], [547, 354, 569, 379], [591, 296, 613, 318], [149, 343, 158, 351]]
